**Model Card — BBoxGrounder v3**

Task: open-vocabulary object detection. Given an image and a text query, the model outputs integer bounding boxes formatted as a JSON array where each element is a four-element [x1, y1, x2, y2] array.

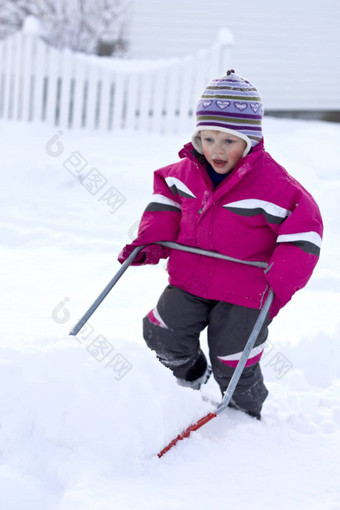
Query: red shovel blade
[[158, 411, 217, 458]]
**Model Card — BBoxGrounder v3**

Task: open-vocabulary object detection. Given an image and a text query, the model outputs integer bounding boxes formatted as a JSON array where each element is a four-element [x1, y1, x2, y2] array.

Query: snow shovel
[[157, 286, 274, 458], [69, 241, 268, 336], [68, 241, 273, 456]]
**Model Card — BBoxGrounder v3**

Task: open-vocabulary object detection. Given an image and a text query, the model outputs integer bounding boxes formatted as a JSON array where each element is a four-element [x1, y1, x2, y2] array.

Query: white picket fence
[[0, 28, 233, 133]]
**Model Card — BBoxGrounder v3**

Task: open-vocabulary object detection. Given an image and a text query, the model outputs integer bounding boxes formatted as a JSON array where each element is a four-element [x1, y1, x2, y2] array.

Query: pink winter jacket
[[130, 140, 323, 318]]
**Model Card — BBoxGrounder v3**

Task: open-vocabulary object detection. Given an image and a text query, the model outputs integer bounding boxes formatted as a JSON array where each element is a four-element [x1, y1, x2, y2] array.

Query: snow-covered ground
[[0, 117, 340, 509]]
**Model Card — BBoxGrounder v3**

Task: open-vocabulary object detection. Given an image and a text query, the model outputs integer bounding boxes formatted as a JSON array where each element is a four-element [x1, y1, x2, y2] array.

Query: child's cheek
[[230, 148, 243, 160]]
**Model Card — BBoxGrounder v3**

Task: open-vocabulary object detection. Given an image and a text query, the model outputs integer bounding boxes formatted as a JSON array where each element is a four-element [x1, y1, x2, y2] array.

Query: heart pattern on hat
[[216, 100, 230, 110], [234, 102, 248, 111], [202, 100, 212, 108], [250, 103, 259, 113]]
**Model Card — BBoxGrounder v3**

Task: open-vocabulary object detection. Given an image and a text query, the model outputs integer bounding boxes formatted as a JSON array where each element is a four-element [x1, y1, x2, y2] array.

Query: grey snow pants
[[143, 285, 271, 417]]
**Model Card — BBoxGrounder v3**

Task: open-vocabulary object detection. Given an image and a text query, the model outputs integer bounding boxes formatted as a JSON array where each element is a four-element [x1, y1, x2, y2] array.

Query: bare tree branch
[[0, 0, 131, 55]]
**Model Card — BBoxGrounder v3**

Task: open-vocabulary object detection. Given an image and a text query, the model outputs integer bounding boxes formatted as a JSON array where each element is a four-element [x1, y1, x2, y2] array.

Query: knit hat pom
[[192, 70, 263, 156]]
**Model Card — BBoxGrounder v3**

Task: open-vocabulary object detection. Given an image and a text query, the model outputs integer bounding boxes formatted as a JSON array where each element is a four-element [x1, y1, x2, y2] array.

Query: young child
[[118, 70, 323, 419]]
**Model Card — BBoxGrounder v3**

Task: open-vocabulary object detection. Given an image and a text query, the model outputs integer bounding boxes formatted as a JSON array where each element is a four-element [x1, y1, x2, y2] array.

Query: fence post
[[85, 55, 100, 129], [125, 71, 139, 130], [58, 48, 73, 128], [0, 36, 10, 118], [111, 71, 125, 130], [151, 66, 166, 132], [44, 44, 60, 126], [97, 67, 112, 131], [32, 37, 48, 122], [163, 58, 180, 134], [10, 32, 23, 120], [20, 17, 43, 122], [177, 54, 194, 132], [216, 28, 234, 75], [138, 69, 150, 131], [71, 55, 86, 129]]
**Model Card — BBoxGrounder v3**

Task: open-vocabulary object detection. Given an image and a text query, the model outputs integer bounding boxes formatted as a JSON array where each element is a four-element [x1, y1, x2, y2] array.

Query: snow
[[22, 16, 42, 35], [217, 28, 234, 45], [0, 117, 340, 509]]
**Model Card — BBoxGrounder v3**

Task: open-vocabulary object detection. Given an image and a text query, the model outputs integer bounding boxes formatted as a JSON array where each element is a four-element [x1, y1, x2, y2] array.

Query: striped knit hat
[[192, 70, 263, 157]]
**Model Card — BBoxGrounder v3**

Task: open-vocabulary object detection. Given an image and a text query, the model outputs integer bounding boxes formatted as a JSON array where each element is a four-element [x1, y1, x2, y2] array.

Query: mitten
[[118, 243, 170, 266], [118, 244, 145, 265]]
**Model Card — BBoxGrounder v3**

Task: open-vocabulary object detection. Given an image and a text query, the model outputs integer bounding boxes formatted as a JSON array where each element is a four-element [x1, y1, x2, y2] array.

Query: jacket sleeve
[[265, 187, 323, 315], [130, 166, 182, 246]]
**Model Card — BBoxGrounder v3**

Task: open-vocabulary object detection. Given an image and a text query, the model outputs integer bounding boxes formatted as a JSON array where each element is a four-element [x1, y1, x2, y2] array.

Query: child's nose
[[214, 143, 224, 155]]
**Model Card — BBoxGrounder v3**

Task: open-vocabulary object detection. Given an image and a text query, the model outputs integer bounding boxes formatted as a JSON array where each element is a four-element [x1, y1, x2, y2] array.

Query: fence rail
[[0, 28, 233, 133]]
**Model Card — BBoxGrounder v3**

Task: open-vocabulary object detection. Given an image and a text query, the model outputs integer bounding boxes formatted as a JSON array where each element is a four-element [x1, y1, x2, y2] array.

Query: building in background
[[127, 0, 340, 120]]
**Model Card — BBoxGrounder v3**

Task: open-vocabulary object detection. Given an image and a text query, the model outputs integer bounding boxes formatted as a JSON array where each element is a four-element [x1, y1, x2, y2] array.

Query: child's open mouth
[[212, 159, 227, 168]]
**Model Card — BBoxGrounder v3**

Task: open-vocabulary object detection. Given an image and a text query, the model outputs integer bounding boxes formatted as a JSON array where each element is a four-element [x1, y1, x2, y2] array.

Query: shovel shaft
[[157, 241, 268, 269], [69, 241, 269, 336], [216, 288, 274, 415], [69, 245, 146, 335]]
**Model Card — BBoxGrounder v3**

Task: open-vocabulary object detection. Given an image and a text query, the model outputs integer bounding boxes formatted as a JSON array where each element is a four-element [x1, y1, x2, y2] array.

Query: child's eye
[[203, 137, 214, 143], [224, 138, 235, 145]]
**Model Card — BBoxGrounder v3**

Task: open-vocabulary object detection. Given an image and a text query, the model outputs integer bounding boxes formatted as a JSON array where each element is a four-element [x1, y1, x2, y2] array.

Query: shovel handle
[[69, 242, 269, 336]]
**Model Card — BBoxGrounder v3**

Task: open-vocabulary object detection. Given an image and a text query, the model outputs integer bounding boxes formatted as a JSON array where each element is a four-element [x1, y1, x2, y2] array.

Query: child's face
[[200, 130, 247, 174]]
